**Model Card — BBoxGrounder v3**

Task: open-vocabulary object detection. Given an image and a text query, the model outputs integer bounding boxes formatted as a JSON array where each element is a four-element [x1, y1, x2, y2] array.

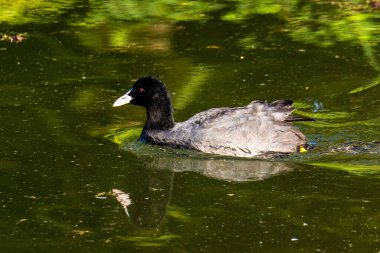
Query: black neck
[[145, 99, 175, 130]]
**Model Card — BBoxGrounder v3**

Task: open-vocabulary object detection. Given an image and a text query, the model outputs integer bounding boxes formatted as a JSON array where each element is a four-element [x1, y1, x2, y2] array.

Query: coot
[[113, 76, 313, 158]]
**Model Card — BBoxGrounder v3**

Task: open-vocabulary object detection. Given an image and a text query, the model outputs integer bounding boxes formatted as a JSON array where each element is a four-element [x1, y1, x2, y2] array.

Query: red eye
[[137, 87, 144, 93]]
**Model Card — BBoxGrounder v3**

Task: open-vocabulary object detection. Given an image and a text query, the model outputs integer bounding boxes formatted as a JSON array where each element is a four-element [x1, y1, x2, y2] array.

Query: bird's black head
[[113, 76, 171, 108], [113, 76, 175, 131]]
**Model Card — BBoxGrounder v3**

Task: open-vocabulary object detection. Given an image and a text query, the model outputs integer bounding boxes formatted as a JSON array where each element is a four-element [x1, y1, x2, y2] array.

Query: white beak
[[113, 89, 133, 107]]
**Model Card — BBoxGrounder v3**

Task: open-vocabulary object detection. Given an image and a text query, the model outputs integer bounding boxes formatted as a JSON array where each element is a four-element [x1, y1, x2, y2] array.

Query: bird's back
[[144, 100, 308, 157]]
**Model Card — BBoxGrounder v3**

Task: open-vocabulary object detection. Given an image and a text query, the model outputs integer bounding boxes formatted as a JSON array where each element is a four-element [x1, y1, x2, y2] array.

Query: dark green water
[[1, 1, 379, 252]]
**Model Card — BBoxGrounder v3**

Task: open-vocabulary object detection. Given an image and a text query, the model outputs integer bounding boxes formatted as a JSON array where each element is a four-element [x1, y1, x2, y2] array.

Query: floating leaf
[[15, 219, 28, 225]]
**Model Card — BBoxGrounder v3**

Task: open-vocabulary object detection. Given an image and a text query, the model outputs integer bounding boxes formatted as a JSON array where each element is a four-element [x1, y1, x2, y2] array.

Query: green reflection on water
[[0, 0, 379, 252], [309, 162, 380, 176]]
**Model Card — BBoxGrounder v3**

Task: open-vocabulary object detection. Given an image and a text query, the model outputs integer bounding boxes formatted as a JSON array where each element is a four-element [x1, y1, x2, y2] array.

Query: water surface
[[0, 1, 379, 252]]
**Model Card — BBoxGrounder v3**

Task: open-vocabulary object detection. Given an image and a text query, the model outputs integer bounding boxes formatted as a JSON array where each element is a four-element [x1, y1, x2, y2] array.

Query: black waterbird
[[113, 76, 313, 158]]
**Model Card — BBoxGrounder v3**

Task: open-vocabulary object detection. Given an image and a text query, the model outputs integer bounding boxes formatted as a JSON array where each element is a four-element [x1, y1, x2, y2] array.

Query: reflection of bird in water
[[120, 136, 294, 182], [111, 144, 294, 229], [114, 167, 174, 229], [149, 155, 293, 182]]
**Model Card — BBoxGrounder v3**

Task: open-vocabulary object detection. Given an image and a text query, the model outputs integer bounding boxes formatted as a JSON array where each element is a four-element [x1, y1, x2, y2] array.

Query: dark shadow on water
[[126, 169, 174, 229]]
